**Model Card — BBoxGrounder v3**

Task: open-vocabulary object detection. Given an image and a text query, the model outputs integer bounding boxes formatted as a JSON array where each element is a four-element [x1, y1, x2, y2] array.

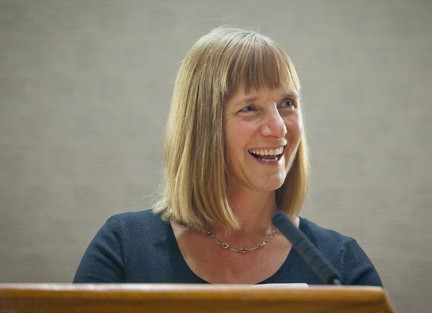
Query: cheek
[[224, 120, 249, 162], [285, 114, 302, 137], [226, 120, 256, 144]]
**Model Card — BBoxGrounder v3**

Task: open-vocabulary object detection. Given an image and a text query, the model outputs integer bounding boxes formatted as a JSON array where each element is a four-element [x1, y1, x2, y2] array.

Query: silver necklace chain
[[207, 229, 277, 254]]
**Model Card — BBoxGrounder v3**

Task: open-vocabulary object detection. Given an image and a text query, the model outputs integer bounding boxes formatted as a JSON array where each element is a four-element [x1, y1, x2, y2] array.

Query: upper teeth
[[249, 147, 284, 156]]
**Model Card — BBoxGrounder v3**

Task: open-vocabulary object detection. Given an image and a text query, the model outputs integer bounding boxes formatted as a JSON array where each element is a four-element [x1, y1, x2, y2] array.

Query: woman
[[74, 26, 382, 285]]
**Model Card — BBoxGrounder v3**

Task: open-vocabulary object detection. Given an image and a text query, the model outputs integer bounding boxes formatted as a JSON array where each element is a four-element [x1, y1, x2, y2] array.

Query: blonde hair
[[154, 26, 309, 231]]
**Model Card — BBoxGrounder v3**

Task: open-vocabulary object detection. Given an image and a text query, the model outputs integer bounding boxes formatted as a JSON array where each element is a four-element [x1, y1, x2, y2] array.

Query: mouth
[[248, 146, 285, 162]]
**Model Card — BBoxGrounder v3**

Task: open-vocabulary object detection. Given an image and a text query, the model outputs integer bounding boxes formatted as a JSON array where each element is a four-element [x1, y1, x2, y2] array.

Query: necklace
[[207, 228, 277, 254]]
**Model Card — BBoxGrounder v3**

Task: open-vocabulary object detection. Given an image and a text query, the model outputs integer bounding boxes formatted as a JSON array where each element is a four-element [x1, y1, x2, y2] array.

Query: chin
[[257, 177, 286, 192]]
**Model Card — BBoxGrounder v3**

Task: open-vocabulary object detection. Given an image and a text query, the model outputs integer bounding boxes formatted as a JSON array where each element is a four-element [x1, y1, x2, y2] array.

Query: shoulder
[[103, 209, 171, 245], [299, 217, 354, 250], [299, 218, 382, 286], [74, 209, 178, 283], [108, 209, 166, 229], [298, 218, 355, 271]]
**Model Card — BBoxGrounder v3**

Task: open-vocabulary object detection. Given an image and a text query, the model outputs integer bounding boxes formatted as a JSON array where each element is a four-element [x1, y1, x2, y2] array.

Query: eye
[[239, 105, 256, 113], [279, 99, 296, 110]]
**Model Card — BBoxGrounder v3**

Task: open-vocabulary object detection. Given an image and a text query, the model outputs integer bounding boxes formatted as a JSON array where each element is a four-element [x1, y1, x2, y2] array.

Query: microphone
[[272, 211, 342, 285]]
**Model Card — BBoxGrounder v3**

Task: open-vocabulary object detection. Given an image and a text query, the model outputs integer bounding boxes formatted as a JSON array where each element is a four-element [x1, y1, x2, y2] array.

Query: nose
[[260, 106, 287, 138]]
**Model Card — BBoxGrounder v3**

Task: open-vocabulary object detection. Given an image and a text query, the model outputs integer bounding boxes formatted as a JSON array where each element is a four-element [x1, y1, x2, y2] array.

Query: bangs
[[224, 35, 300, 98]]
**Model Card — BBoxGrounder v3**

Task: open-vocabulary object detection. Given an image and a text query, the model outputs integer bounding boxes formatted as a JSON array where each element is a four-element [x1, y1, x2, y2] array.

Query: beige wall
[[1, 0, 431, 312]]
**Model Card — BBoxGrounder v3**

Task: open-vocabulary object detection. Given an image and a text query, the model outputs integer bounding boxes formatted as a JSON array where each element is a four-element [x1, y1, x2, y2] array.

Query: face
[[223, 86, 302, 194]]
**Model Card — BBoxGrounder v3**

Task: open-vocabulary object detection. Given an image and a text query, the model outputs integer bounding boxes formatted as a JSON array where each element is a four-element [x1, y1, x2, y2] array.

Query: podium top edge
[[0, 283, 383, 291]]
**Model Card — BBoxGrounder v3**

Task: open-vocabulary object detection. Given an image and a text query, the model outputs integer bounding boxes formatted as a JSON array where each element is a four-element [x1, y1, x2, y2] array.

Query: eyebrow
[[235, 90, 299, 106]]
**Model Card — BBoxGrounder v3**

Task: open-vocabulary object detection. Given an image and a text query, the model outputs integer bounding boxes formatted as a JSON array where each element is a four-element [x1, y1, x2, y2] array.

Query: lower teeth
[[254, 154, 281, 161]]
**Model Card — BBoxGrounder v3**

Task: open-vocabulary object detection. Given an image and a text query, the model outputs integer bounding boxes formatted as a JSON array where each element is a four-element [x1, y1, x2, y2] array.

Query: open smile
[[248, 146, 285, 162]]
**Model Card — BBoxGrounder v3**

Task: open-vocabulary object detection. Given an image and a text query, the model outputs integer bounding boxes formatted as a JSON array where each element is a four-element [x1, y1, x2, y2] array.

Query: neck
[[225, 188, 277, 235]]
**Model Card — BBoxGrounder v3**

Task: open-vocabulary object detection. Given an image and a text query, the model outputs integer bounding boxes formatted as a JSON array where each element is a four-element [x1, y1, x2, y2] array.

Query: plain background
[[1, 1, 431, 312]]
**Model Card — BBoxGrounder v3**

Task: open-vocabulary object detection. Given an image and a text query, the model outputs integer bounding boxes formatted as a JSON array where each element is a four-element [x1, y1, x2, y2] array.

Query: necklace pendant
[[220, 242, 229, 249]]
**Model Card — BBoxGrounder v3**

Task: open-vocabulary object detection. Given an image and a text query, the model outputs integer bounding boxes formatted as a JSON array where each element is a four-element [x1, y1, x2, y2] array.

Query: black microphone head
[[272, 211, 297, 242], [272, 211, 289, 228]]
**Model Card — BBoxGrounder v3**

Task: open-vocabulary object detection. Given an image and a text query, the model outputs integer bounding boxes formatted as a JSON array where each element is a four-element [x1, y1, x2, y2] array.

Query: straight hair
[[154, 26, 309, 231]]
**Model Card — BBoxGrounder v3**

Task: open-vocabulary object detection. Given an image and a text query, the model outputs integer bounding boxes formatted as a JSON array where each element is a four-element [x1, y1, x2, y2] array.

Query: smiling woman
[[156, 27, 309, 232], [73, 26, 383, 285]]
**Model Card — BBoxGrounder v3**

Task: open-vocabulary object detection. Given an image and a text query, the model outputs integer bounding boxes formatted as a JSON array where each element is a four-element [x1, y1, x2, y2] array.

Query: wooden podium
[[0, 284, 397, 313]]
